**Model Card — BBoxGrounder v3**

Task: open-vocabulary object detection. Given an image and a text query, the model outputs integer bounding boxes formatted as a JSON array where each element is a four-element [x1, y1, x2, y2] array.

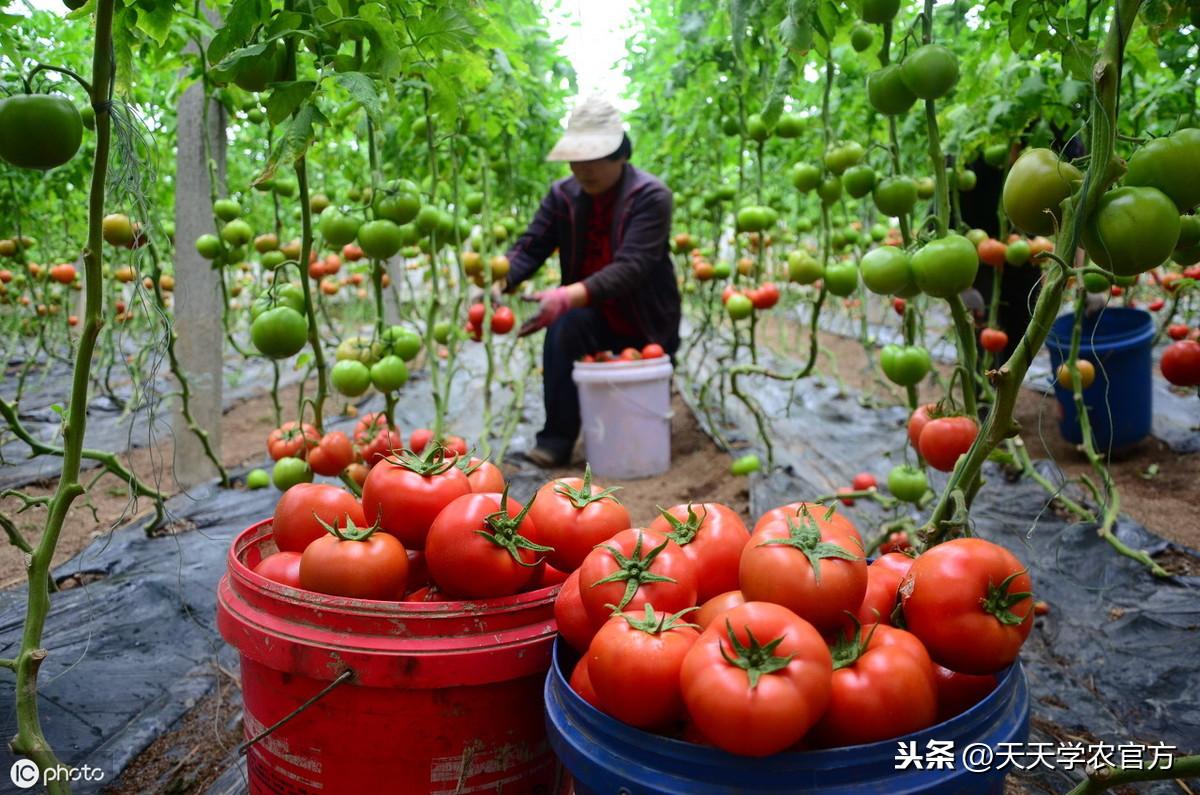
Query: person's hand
[[518, 286, 573, 337]]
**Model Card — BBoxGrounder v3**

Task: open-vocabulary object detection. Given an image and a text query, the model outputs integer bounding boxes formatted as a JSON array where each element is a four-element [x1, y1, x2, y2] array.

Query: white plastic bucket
[[571, 358, 674, 480]]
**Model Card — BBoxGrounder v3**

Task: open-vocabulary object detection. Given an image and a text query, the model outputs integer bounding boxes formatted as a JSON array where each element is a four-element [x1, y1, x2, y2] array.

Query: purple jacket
[[505, 164, 681, 350]]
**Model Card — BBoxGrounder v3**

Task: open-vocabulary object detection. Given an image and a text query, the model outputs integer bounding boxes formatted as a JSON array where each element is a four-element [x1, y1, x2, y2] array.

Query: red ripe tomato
[[361, 449, 472, 549], [405, 549, 429, 590], [580, 354, 596, 363], [695, 590, 746, 630], [750, 282, 780, 309], [838, 552, 913, 635], [307, 431, 355, 477], [460, 457, 506, 493], [751, 501, 858, 535], [299, 522, 409, 600], [810, 624, 937, 747], [587, 606, 700, 729], [851, 472, 877, 491], [892, 297, 906, 316], [342, 243, 364, 261], [578, 528, 698, 629], [409, 427, 434, 452], [641, 343, 665, 359], [1167, 324, 1191, 341], [354, 413, 403, 466], [491, 306, 515, 335], [837, 486, 856, 507], [1186, 265, 1200, 281], [647, 503, 750, 603], [739, 505, 867, 635], [900, 538, 1034, 674], [933, 664, 997, 723], [1110, 285, 1123, 297], [555, 570, 598, 652], [979, 328, 1009, 353], [272, 483, 366, 553], [267, 421, 320, 461], [528, 467, 631, 572], [721, 285, 737, 304], [442, 435, 469, 458], [346, 462, 369, 486], [879, 530, 914, 554], [253, 551, 302, 587], [570, 657, 602, 709], [1148, 298, 1165, 312], [403, 585, 449, 602], [594, 350, 613, 362], [424, 491, 548, 598], [618, 347, 641, 361], [534, 563, 570, 588], [680, 602, 832, 757], [1161, 339, 1200, 386], [467, 302, 486, 327], [906, 403, 938, 449], [976, 238, 1007, 268], [918, 415, 979, 472], [465, 321, 482, 342]]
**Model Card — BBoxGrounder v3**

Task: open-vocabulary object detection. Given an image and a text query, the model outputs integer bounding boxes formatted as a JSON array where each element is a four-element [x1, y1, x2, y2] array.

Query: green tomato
[[791, 163, 822, 192], [245, 468, 271, 490], [1124, 128, 1200, 212], [273, 177, 298, 198], [880, 344, 932, 386], [357, 220, 404, 260], [721, 116, 740, 137], [887, 464, 928, 503], [824, 142, 865, 176], [713, 261, 732, 279], [261, 250, 286, 269], [746, 113, 769, 142], [797, 217, 814, 234], [1175, 216, 1200, 266], [334, 336, 380, 364], [910, 234, 980, 298], [1005, 239, 1031, 266], [861, 0, 900, 23], [817, 176, 843, 206], [250, 306, 308, 359], [730, 453, 761, 476], [213, 198, 241, 221], [432, 320, 453, 344], [245, 108, 265, 124], [373, 188, 422, 225], [251, 283, 305, 319], [220, 219, 254, 247], [272, 456, 313, 491], [850, 24, 874, 52], [382, 324, 422, 360], [1082, 186, 1181, 277], [871, 224, 888, 242], [860, 246, 913, 295], [726, 293, 754, 320], [984, 143, 1010, 168], [736, 206, 772, 232], [966, 228, 988, 246], [195, 233, 222, 260], [953, 168, 977, 192], [842, 165, 877, 199], [867, 64, 917, 116], [787, 251, 824, 284], [319, 211, 361, 247], [0, 93, 83, 170], [831, 229, 849, 250], [370, 355, 409, 392], [899, 44, 959, 100], [1002, 148, 1083, 236], [776, 113, 804, 139], [823, 261, 859, 297], [873, 176, 917, 217], [915, 177, 936, 200], [331, 359, 372, 397]]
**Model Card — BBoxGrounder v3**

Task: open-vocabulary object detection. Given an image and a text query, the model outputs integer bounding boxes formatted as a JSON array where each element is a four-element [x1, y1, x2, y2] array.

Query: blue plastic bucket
[[1045, 308, 1154, 451], [544, 639, 1030, 795]]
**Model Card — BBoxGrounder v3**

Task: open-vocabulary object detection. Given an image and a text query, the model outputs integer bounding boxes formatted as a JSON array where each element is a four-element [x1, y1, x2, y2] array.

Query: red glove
[[518, 286, 575, 337]]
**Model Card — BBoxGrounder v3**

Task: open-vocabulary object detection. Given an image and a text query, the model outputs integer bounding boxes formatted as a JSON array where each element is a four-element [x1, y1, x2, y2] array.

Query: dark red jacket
[[505, 164, 681, 351]]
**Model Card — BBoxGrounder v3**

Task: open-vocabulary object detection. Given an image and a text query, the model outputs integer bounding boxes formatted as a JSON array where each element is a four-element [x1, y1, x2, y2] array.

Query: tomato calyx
[[478, 486, 553, 567], [554, 463, 622, 509], [316, 515, 380, 542], [980, 570, 1033, 626], [718, 618, 796, 690], [655, 503, 708, 546], [615, 604, 700, 635], [455, 455, 486, 476], [589, 533, 678, 612], [828, 615, 880, 671], [758, 509, 861, 583], [384, 443, 456, 476]]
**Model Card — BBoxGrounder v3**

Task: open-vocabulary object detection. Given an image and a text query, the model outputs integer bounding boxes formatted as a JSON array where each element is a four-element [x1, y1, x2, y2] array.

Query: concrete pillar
[[172, 59, 227, 488]]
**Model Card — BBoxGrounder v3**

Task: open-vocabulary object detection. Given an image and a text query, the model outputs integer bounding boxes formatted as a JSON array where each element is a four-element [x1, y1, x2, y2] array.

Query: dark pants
[[538, 307, 647, 459]]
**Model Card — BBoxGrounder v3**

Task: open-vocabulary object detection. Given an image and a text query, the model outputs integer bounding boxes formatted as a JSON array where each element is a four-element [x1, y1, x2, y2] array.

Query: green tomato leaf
[[265, 81, 316, 127], [207, 0, 269, 66]]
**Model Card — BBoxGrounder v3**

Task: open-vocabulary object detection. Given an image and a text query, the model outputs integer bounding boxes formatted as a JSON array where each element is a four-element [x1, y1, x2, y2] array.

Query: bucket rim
[[1046, 307, 1154, 353]]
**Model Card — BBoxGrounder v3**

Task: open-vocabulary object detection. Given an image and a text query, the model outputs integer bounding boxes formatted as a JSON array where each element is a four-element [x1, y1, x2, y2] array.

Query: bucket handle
[[597, 378, 675, 421], [237, 668, 354, 756]]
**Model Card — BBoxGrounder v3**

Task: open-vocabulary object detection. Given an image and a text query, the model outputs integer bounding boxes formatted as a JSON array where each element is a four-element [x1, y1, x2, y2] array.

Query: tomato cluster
[[562, 498, 1034, 757], [579, 342, 667, 363]]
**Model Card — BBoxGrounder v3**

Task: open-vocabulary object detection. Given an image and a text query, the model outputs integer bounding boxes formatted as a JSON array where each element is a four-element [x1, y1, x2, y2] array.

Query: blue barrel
[[1045, 308, 1154, 451], [544, 639, 1030, 795]]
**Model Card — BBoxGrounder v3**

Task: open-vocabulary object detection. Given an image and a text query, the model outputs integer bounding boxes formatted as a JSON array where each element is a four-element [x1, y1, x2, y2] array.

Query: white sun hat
[[546, 95, 626, 162]]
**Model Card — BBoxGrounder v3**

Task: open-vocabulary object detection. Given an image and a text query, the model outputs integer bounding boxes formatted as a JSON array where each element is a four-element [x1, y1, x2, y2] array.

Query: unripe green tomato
[[331, 359, 372, 397], [432, 319, 453, 344], [272, 457, 313, 491], [245, 468, 271, 489], [726, 293, 754, 320], [730, 453, 761, 476], [888, 464, 928, 503]]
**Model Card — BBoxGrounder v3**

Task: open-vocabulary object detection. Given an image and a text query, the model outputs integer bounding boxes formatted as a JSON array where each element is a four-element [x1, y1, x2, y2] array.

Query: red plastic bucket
[[217, 520, 563, 794]]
